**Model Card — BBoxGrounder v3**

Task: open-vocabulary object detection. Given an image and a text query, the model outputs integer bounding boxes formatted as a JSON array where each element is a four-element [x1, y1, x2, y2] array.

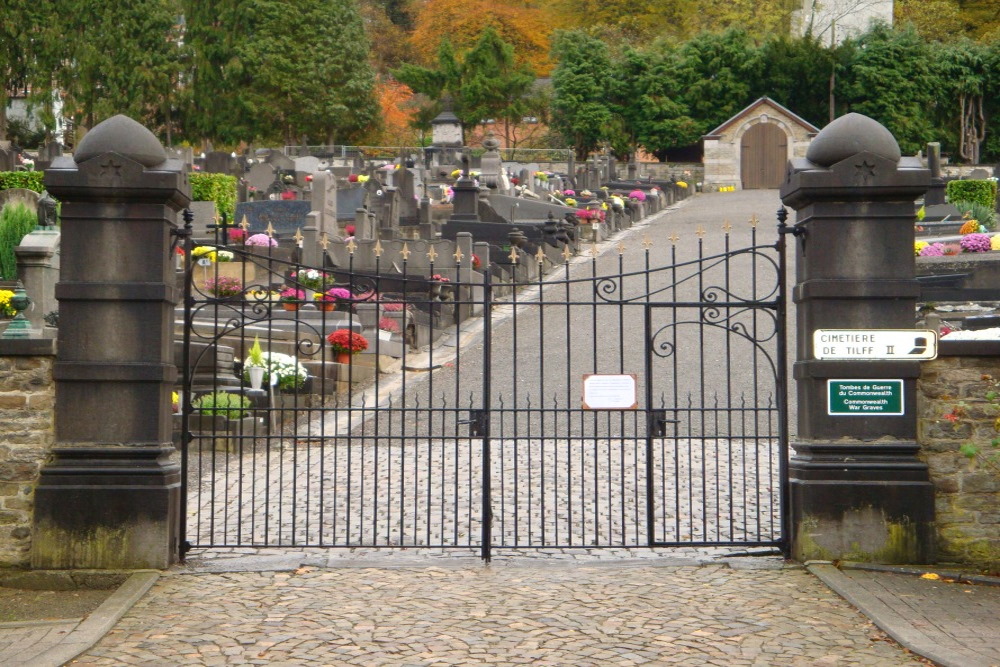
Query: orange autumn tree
[[369, 77, 421, 146], [408, 0, 553, 75]]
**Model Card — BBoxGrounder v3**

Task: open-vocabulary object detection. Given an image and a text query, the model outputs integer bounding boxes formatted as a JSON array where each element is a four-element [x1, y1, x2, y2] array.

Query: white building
[[792, 0, 894, 45]]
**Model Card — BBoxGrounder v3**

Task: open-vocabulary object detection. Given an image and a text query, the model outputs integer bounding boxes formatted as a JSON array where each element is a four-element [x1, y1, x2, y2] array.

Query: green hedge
[[946, 179, 997, 211], [0, 203, 38, 280], [190, 172, 237, 223], [0, 171, 44, 193]]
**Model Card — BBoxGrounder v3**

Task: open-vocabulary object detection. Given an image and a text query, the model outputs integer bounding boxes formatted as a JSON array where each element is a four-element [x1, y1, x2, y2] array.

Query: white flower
[[243, 351, 308, 391]]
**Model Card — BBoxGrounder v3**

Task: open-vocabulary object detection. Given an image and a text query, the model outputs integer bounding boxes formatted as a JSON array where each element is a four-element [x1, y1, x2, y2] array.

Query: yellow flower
[[0, 289, 14, 317], [914, 241, 928, 256], [676, 181, 688, 188], [959, 219, 980, 235], [191, 246, 217, 262], [991, 235, 1000, 251]]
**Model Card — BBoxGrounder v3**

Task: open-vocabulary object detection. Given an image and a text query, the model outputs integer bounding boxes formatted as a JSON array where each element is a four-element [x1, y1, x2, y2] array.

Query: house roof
[[702, 97, 821, 139]]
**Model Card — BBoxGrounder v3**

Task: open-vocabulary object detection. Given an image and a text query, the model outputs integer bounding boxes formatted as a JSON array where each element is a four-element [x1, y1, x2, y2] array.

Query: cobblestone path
[[76, 561, 923, 665]]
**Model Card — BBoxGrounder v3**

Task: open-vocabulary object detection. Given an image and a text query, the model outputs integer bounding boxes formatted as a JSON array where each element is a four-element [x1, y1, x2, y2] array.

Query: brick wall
[[918, 346, 1000, 571], [0, 342, 56, 567]]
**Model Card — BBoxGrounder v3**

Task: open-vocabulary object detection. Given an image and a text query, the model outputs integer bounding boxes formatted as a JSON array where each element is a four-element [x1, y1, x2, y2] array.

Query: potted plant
[[245, 336, 266, 390], [327, 328, 368, 364], [204, 275, 243, 299], [279, 287, 305, 310], [190, 391, 256, 452], [241, 350, 308, 392]]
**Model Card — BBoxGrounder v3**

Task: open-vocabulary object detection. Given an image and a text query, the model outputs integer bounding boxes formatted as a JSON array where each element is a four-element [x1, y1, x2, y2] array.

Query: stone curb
[[806, 562, 979, 667], [839, 560, 1000, 587], [10, 570, 159, 667]]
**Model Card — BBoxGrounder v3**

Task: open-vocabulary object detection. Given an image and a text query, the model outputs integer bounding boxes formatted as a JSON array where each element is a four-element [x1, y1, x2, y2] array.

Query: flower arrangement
[[960, 233, 992, 253], [429, 274, 450, 282], [344, 224, 356, 236], [327, 328, 369, 355], [534, 171, 549, 181], [216, 249, 234, 262], [171, 391, 179, 413], [381, 301, 407, 312], [246, 233, 277, 247], [205, 276, 243, 297], [942, 243, 962, 256], [192, 246, 218, 262], [959, 219, 982, 235], [564, 197, 577, 207], [914, 241, 928, 256], [563, 189, 576, 197], [919, 243, 944, 257], [628, 190, 647, 202], [242, 351, 308, 391], [579, 190, 593, 197], [0, 289, 15, 317], [279, 287, 305, 302], [325, 287, 352, 302], [228, 228, 247, 243], [471, 253, 482, 271], [378, 317, 401, 333], [993, 236, 1000, 251], [246, 336, 265, 368], [291, 269, 329, 290]]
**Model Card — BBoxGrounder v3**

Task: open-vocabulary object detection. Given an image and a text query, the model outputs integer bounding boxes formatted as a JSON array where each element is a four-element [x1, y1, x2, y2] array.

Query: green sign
[[828, 380, 903, 416]]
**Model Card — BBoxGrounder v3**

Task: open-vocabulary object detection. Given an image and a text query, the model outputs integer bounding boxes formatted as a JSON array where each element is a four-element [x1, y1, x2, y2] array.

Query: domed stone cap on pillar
[[806, 113, 901, 167], [73, 115, 168, 168]]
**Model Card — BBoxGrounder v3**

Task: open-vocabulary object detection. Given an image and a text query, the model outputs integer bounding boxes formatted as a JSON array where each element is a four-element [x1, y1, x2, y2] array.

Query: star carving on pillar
[[855, 159, 877, 185]]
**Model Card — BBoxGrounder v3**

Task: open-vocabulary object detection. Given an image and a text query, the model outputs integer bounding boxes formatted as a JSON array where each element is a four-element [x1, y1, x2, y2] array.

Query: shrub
[[0, 171, 44, 192], [192, 391, 251, 419], [947, 180, 997, 213], [952, 200, 997, 231], [190, 172, 237, 223], [0, 203, 38, 279]]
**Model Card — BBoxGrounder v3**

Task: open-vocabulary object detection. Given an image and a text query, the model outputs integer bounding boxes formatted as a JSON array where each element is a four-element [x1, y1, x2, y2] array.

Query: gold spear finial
[[617, 241, 626, 255], [749, 214, 760, 228], [453, 247, 464, 263], [562, 244, 572, 262], [346, 238, 357, 254], [373, 239, 384, 257], [508, 245, 519, 263], [641, 236, 653, 250], [400, 243, 411, 261], [427, 246, 438, 263], [319, 232, 329, 250], [266, 222, 275, 238], [240, 215, 250, 232], [668, 233, 680, 245], [535, 247, 546, 264], [293, 228, 304, 244]]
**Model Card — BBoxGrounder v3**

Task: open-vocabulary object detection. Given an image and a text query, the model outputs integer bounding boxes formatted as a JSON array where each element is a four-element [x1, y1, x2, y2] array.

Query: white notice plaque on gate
[[582, 374, 638, 410]]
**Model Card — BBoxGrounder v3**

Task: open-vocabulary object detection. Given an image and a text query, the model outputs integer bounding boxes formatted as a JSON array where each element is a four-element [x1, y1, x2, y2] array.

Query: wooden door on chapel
[[740, 122, 787, 189]]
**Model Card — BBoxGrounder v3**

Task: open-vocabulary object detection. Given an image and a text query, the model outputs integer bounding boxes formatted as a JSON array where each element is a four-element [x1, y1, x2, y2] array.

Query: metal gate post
[[480, 268, 493, 561], [177, 209, 194, 561]]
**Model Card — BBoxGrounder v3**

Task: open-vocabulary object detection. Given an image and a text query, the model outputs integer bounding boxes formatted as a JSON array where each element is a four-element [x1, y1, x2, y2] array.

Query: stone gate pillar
[[780, 113, 935, 563], [31, 115, 190, 569]]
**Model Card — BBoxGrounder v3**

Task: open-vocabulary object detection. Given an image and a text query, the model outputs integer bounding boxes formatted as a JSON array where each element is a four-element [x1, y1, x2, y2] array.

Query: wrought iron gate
[[178, 218, 788, 560]]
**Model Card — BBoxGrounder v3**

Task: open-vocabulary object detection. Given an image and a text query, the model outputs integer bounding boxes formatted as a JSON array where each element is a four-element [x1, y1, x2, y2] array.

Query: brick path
[[76, 560, 923, 666]]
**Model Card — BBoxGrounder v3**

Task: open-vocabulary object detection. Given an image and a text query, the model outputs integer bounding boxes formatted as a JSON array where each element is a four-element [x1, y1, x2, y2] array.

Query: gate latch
[[458, 409, 487, 437], [650, 410, 679, 437]]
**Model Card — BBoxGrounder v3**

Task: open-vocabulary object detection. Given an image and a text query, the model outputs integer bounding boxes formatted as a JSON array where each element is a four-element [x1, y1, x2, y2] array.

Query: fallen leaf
[[920, 573, 940, 580]]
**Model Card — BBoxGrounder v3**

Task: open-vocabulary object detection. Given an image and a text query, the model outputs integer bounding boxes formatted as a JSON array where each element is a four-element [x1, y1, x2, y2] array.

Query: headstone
[[0, 188, 41, 213], [396, 168, 418, 223], [295, 156, 321, 177], [267, 150, 295, 171], [336, 187, 367, 221], [246, 162, 277, 193], [233, 200, 312, 237], [189, 200, 219, 240], [311, 170, 337, 235], [969, 168, 990, 180], [479, 133, 503, 190], [0, 147, 15, 172], [204, 151, 234, 174]]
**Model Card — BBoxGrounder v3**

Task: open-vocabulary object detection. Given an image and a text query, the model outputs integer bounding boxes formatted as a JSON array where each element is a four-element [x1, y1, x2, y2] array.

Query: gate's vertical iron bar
[[590, 250, 599, 545], [426, 259, 436, 546], [670, 240, 679, 542], [723, 230, 732, 542], [537, 254, 546, 545], [645, 303, 655, 545], [178, 210, 194, 560], [748, 222, 758, 539], [617, 247, 626, 545], [776, 208, 791, 556], [481, 268, 493, 561], [400, 255, 409, 545], [564, 255, 573, 546], [512, 258, 520, 546]]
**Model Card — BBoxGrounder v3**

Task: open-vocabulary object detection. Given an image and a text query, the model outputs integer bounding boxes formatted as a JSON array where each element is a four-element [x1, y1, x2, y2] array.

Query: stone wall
[[0, 340, 56, 567], [918, 344, 1000, 570]]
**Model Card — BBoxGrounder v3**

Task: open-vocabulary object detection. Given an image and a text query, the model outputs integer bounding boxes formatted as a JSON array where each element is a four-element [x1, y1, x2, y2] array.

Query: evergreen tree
[[550, 31, 620, 159], [237, 0, 379, 145], [459, 28, 535, 146]]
